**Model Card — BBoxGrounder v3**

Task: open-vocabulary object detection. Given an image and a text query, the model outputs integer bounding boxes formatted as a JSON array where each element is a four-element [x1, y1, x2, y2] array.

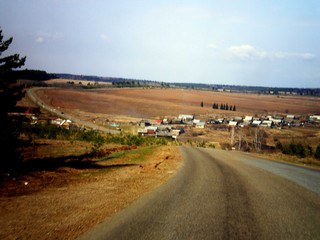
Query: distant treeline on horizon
[[6, 70, 320, 96], [55, 73, 320, 96]]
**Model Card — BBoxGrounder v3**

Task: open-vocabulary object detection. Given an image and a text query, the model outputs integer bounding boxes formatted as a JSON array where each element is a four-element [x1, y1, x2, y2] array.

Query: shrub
[[315, 145, 320, 160], [277, 141, 306, 158]]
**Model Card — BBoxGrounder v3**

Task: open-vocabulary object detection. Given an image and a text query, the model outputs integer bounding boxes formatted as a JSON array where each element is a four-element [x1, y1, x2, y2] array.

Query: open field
[[38, 87, 320, 120], [34, 86, 320, 167]]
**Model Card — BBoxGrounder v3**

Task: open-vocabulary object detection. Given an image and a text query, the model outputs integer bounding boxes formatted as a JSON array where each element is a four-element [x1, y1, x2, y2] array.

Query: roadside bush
[[315, 144, 320, 160], [105, 134, 169, 146], [276, 141, 306, 158]]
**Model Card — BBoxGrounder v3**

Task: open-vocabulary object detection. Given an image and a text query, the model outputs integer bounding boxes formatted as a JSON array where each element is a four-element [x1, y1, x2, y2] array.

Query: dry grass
[[0, 144, 182, 239], [38, 88, 320, 121]]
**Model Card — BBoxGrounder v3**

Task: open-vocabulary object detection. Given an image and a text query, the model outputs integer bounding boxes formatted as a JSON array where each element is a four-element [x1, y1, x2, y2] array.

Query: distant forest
[[55, 73, 320, 96], [5, 69, 57, 81], [9, 71, 319, 96]]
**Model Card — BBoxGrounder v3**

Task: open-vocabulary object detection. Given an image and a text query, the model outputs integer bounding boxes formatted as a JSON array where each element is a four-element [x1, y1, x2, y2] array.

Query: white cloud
[[35, 32, 62, 44], [100, 34, 109, 41], [227, 44, 316, 61], [35, 36, 45, 43], [207, 43, 218, 49], [227, 44, 260, 60]]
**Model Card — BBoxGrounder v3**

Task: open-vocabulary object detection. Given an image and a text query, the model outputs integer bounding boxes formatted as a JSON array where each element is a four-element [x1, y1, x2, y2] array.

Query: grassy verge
[[98, 145, 157, 163]]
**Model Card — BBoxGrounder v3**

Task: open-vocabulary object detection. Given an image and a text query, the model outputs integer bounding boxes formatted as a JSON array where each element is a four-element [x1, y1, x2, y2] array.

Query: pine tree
[[0, 28, 26, 171]]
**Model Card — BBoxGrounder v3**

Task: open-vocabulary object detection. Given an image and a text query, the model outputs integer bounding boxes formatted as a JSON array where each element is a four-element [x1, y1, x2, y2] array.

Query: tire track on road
[[193, 148, 260, 239]]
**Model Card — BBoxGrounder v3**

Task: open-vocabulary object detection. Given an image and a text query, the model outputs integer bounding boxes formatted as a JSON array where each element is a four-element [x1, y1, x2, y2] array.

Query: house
[[252, 120, 262, 126], [268, 116, 284, 125], [310, 115, 320, 121], [228, 121, 238, 127], [138, 126, 158, 135], [261, 120, 273, 128], [178, 114, 194, 122], [195, 122, 206, 128], [193, 119, 201, 125], [51, 117, 64, 125], [139, 120, 151, 127], [233, 117, 243, 123], [286, 115, 295, 119], [244, 116, 253, 122], [153, 119, 163, 124]]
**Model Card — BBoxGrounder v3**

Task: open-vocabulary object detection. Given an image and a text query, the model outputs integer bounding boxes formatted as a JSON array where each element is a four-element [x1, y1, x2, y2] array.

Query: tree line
[[201, 101, 236, 111], [213, 103, 236, 111]]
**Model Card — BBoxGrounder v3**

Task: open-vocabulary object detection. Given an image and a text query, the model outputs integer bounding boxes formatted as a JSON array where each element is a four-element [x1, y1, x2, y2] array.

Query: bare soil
[[40, 88, 320, 120], [0, 142, 182, 239]]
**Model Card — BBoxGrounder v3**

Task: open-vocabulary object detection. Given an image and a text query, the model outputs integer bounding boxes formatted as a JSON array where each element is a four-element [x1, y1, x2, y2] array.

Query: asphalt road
[[78, 147, 320, 240]]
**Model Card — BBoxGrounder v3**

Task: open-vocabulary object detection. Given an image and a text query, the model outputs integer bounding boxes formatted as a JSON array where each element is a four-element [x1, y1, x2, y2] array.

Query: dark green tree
[[0, 28, 26, 171], [233, 105, 236, 111], [200, 101, 204, 107], [315, 144, 320, 160]]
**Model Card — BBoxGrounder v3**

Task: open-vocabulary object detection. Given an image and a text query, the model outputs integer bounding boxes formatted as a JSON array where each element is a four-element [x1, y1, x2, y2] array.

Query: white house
[[228, 121, 238, 127], [252, 120, 262, 126], [195, 122, 206, 128], [261, 120, 273, 128], [178, 114, 194, 122], [244, 116, 253, 122], [310, 115, 320, 121]]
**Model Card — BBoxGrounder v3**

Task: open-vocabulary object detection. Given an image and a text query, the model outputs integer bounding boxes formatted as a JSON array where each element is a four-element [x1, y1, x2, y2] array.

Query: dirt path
[[0, 145, 182, 240]]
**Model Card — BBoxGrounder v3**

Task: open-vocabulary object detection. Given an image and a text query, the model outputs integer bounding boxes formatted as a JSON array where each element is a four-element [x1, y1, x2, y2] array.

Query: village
[[17, 106, 320, 140], [135, 113, 320, 140]]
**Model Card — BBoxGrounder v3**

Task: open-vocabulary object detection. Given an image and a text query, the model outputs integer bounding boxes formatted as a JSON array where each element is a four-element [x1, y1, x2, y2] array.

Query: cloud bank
[[227, 44, 316, 61]]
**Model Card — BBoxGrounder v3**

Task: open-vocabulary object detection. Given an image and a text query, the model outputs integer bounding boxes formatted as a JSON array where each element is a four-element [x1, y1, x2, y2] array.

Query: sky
[[1, 0, 320, 88]]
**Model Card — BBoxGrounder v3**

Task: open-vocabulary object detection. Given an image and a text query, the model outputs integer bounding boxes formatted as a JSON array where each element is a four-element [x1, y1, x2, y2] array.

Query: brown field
[[39, 88, 320, 121], [36, 86, 320, 167]]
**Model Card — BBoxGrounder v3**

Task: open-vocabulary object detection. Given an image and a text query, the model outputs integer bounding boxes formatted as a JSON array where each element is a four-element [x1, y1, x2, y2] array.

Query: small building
[[139, 120, 151, 127], [310, 115, 320, 121], [153, 119, 163, 124], [51, 117, 64, 125], [228, 121, 238, 127], [196, 122, 206, 128], [286, 115, 295, 119], [244, 116, 253, 122], [261, 120, 273, 128], [178, 114, 194, 122], [233, 117, 243, 123], [252, 120, 262, 126], [193, 119, 201, 124]]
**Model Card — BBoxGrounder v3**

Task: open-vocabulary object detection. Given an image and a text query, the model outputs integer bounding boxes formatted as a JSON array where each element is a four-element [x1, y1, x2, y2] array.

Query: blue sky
[[1, 0, 319, 88]]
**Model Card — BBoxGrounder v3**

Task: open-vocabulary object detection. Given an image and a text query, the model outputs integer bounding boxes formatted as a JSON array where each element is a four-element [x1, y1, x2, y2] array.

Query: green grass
[[97, 146, 157, 163]]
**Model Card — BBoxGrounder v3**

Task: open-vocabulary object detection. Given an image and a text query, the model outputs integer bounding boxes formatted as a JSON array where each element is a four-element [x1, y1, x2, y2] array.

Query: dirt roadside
[[0, 145, 182, 240]]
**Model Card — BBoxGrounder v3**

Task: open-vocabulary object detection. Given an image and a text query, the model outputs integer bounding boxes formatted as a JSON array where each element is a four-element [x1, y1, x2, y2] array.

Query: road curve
[[78, 147, 320, 240], [26, 87, 120, 134]]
